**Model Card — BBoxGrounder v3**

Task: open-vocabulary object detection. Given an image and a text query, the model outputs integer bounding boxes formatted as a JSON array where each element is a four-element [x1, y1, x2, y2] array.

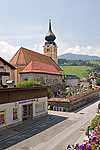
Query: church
[[43, 19, 58, 64], [10, 20, 63, 90]]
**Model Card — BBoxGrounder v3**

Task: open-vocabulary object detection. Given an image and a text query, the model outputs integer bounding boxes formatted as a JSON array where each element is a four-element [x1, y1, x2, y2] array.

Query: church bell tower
[[43, 19, 58, 64]]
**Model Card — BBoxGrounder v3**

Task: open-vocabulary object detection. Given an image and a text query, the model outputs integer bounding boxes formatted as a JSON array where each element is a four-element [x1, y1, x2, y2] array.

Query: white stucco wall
[[0, 97, 48, 128], [2, 76, 10, 85], [34, 97, 48, 116], [0, 102, 22, 128], [19, 97, 48, 117]]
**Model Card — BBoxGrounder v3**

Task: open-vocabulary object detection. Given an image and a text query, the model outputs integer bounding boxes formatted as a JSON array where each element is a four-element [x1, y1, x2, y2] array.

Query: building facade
[[43, 20, 58, 64], [0, 87, 48, 128], [9, 20, 62, 84], [10, 47, 63, 84], [20, 61, 63, 92], [64, 75, 80, 87], [0, 57, 15, 87], [48, 89, 100, 112]]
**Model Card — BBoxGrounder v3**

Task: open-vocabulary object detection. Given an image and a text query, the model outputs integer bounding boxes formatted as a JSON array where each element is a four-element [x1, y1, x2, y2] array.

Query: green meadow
[[89, 60, 100, 65], [61, 66, 93, 79]]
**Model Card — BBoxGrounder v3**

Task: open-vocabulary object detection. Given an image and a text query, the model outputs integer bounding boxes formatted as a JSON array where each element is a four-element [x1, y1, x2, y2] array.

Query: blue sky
[[0, 0, 100, 59]]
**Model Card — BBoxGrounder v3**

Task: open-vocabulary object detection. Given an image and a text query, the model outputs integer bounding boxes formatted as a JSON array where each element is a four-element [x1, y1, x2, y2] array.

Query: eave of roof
[[49, 56, 63, 72], [48, 98, 70, 103], [48, 89, 100, 103], [20, 71, 62, 75], [0, 57, 15, 69]]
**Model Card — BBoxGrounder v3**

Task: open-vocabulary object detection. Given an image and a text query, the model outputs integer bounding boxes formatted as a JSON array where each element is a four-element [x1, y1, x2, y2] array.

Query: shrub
[[96, 77, 100, 86], [89, 113, 100, 129], [17, 80, 41, 87], [32, 80, 41, 86], [48, 105, 51, 110], [47, 88, 53, 98]]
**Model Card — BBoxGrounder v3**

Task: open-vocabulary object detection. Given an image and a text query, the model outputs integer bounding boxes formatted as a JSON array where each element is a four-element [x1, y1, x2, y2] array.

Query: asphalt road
[[0, 114, 66, 150], [3, 100, 100, 150]]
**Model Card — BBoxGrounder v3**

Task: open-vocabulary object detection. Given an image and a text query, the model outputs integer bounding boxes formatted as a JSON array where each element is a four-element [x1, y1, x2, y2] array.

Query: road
[[0, 115, 66, 150], [3, 100, 100, 150]]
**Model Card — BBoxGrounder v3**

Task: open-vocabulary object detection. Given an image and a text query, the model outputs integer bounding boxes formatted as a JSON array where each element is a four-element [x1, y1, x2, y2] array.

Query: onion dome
[[45, 19, 56, 42]]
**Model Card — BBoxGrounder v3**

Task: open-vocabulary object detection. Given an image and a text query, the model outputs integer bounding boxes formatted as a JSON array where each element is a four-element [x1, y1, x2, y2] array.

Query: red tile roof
[[10, 47, 63, 73], [21, 61, 62, 75], [48, 98, 70, 102]]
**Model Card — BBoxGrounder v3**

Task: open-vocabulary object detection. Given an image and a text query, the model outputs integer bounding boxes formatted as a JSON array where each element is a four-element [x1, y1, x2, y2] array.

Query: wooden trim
[[0, 86, 48, 104]]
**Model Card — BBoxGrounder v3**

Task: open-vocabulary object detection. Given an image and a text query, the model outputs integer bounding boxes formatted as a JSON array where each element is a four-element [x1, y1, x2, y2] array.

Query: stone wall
[[20, 72, 63, 92], [65, 78, 80, 87]]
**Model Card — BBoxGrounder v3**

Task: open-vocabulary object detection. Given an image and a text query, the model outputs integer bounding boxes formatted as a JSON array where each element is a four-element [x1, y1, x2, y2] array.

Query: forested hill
[[59, 53, 100, 61]]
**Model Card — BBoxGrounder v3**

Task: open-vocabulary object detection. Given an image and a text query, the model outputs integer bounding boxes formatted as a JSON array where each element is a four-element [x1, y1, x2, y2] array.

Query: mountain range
[[59, 53, 100, 60]]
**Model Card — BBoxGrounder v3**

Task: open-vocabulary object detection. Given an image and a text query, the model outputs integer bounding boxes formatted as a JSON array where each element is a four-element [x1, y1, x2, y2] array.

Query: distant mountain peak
[[59, 53, 100, 60]]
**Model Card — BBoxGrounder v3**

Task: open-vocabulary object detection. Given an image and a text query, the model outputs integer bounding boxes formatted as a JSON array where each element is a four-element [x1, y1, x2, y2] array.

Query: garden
[[63, 84, 96, 98], [67, 113, 100, 150]]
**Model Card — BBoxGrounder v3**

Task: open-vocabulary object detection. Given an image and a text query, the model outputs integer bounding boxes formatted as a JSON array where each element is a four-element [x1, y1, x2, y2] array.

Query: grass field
[[61, 66, 93, 79], [89, 60, 100, 65]]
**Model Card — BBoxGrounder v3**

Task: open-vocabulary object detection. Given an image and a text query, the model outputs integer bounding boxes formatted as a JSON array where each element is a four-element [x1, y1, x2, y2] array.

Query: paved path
[[0, 115, 66, 150], [6, 100, 99, 150]]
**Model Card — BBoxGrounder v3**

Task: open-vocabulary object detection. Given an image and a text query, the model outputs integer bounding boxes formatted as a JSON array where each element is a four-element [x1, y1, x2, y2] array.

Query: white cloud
[[0, 41, 19, 61], [59, 45, 100, 57], [0, 41, 43, 61], [0, 41, 100, 63]]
